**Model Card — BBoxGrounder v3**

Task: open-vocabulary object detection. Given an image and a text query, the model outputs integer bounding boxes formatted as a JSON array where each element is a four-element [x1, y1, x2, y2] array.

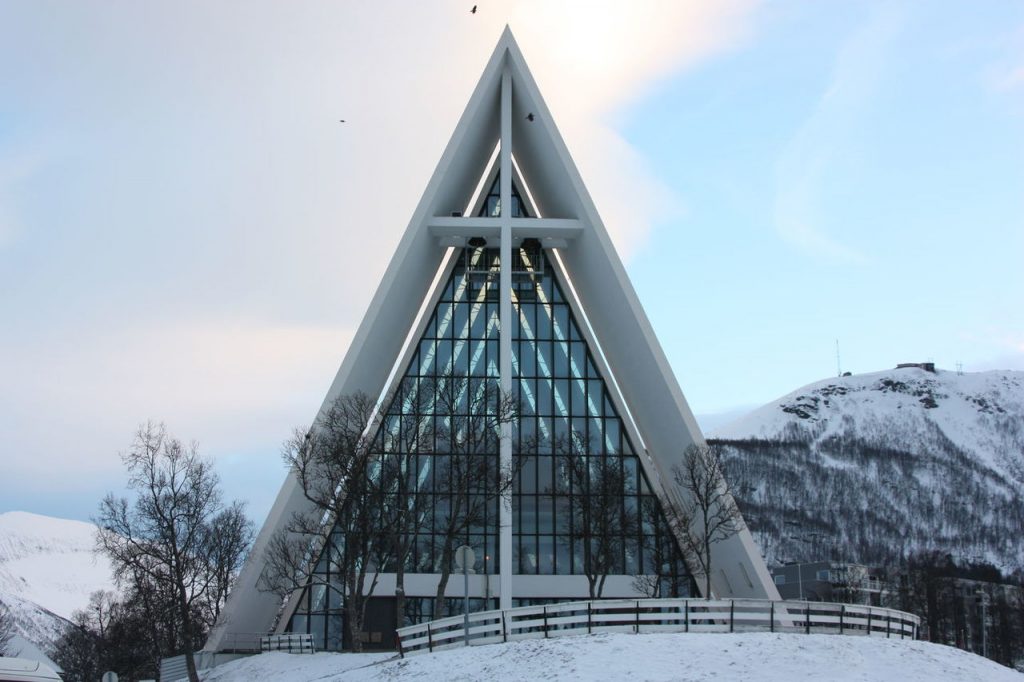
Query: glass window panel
[[586, 356, 598, 380], [552, 378, 569, 416], [486, 339, 499, 377], [521, 495, 538, 534], [603, 394, 618, 419], [436, 302, 453, 338], [290, 614, 308, 634], [518, 303, 535, 341], [470, 302, 485, 338], [538, 536, 555, 574], [327, 614, 344, 650], [605, 419, 620, 455], [538, 495, 554, 534], [454, 300, 468, 337], [310, 615, 326, 648], [520, 340, 537, 376], [623, 496, 639, 535], [487, 303, 500, 337], [553, 414, 569, 446], [536, 416, 552, 453], [537, 377, 552, 415], [469, 339, 486, 376], [435, 339, 452, 375], [511, 302, 521, 339], [624, 540, 639, 575], [520, 536, 537, 574], [521, 456, 537, 494], [535, 305, 552, 339], [570, 378, 585, 417], [555, 536, 572, 575], [587, 381, 602, 416], [311, 584, 327, 612], [537, 342, 553, 379], [553, 341, 569, 377], [570, 342, 586, 377], [553, 306, 569, 341], [537, 457, 553, 494], [519, 378, 536, 416], [623, 457, 638, 494], [540, 272, 554, 301]]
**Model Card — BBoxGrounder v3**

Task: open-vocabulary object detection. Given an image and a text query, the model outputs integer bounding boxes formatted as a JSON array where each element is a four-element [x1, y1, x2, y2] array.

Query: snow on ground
[[200, 632, 1024, 681]]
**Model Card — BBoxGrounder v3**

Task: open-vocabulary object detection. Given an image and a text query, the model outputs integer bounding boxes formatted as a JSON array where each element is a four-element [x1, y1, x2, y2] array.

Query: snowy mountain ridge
[[0, 511, 117, 668], [712, 367, 1024, 571]]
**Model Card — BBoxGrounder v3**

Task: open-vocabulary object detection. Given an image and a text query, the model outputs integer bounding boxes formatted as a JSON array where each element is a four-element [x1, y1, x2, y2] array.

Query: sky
[[1, 1, 1021, 524]]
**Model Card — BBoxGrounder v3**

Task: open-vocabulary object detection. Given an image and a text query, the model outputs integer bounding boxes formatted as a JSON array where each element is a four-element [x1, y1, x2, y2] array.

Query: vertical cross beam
[[498, 63, 514, 612]]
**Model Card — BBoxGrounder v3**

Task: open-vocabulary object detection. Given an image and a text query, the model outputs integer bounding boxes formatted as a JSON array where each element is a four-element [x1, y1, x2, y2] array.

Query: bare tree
[[96, 423, 253, 682], [429, 373, 518, 618], [632, 498, 688, 598], [0, 600, 14, 656], [262, 391, 402, 652], [667, 443, 744, 599], [554, 431, 637, 599]]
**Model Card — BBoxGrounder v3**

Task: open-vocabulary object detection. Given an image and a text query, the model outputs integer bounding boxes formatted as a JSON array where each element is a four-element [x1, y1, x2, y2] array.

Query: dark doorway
[[342, 597, 398, 651]]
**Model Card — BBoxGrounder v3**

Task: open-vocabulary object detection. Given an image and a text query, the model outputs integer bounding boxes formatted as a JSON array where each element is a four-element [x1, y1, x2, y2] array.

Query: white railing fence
[[395, 598, 920, 657]]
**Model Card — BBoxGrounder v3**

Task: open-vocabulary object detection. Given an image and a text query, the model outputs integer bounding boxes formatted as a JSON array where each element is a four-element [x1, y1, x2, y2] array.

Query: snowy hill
[[711, 367, 1024, 571], [0, 512, 117, 666], [198, 632, 1024, 681]]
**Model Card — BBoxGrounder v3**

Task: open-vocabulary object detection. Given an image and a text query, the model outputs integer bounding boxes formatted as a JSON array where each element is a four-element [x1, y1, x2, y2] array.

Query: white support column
[[498, 64, 514, 610]]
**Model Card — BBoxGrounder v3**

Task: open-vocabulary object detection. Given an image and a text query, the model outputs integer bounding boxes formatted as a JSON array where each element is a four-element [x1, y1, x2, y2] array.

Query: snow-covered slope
[[0, 512, 117, 667], [199, 632, 1024, 681], [712, 368, 1024, 570]]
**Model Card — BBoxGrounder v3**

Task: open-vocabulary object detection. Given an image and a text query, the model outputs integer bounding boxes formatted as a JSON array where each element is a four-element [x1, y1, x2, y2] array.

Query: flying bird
[[526, 113, 535, 122], [339, 119, 346, 123], [471, 5, 477, 13]]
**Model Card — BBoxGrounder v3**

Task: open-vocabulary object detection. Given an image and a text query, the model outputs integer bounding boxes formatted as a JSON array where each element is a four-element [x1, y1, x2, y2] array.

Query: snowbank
[[200, 632, 1023, 681]]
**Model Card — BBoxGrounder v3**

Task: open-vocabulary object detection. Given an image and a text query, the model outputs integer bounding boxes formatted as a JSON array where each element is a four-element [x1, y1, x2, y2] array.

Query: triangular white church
[[206, 28, 777, 653]]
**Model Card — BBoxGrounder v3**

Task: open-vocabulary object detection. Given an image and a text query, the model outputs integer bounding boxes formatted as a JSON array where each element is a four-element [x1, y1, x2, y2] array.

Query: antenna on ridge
[[835, 339, 841, 377]]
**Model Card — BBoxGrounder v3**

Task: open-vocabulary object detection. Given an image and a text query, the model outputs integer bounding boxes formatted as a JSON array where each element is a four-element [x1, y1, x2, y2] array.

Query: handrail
[[395, 598, 920, 657]]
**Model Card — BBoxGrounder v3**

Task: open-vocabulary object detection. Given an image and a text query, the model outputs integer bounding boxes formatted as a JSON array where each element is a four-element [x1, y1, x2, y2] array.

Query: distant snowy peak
[[713, 368, 1024, 479], [0, 512, 98, 563], [0, 511, 115, 622]]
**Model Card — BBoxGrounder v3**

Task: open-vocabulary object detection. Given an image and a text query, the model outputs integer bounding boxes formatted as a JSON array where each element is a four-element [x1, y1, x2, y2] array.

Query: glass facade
[[285, 178, 692, 650]]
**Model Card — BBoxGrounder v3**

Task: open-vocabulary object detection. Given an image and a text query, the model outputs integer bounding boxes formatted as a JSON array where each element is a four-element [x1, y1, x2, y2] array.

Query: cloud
[[773, 6, 904, 262], [0, 317, 352, 478], [0, 1, 760, 518], [506, 0, 758, 258]]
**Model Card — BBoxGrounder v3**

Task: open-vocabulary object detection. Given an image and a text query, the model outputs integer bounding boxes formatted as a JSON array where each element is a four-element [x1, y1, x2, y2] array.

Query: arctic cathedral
[[206, 29, 777, 653]]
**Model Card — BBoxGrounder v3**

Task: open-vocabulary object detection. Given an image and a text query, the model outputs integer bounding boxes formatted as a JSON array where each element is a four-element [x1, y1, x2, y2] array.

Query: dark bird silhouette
[[470, 5, 477, 13], [339, 119, 346, 123], [526, 113, 535, 122]]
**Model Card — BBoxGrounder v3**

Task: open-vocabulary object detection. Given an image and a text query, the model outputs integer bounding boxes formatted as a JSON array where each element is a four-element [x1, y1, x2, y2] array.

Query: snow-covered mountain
[[712, 367, 1024, 571], [0, 511, 117, 667]]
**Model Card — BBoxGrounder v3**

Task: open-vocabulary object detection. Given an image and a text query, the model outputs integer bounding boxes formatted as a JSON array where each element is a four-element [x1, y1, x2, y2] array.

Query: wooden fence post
[[770, 601, 775, 633], [867, 608, 872, 635], [635, 601, 640, 634], [543, 605, 549, 638], [684, 600, 689, 633], [427, 623, 434, 653], [587, 602, 592, 634], [730, 600, 735, 633], [502, 611, 508, 643], [805, 603, 811, 634], [839, 604, 845, 634]]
